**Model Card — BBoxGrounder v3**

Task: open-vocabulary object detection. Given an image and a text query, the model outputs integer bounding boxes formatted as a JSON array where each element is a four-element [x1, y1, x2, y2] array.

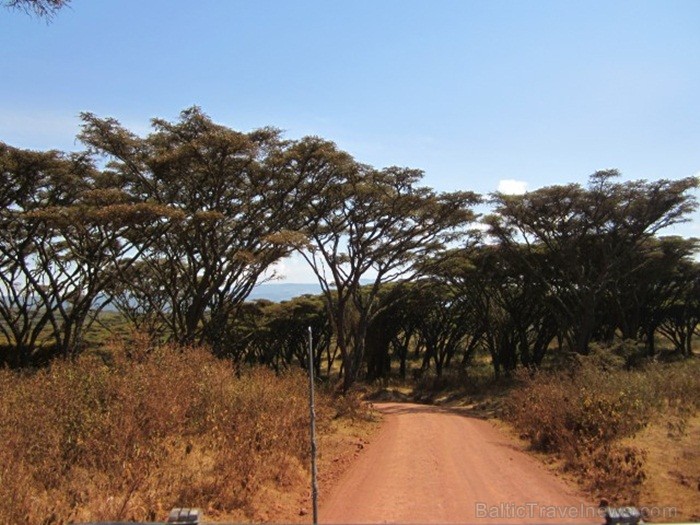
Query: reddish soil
[[319, 402, 600, 524]]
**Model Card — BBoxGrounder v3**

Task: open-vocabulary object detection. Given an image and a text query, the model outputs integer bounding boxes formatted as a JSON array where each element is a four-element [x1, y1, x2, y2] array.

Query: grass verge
[[504, 350, 700, 521]]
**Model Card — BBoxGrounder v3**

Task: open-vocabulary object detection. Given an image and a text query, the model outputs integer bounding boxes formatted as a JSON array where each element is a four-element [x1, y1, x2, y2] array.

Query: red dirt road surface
[[320, 403, 600, 524]]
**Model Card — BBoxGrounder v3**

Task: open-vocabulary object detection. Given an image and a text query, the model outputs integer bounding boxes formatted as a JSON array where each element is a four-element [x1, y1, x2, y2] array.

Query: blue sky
[[2, 0, 699, 282]]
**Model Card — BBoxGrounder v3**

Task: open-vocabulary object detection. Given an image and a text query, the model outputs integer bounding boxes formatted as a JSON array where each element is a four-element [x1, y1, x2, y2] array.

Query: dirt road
[[320, 403, 599, 524]]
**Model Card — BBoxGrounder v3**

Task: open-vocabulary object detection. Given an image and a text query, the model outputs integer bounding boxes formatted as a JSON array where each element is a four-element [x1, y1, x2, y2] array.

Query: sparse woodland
[[1, 108, 699, 523], [1, 108, 698, 379]]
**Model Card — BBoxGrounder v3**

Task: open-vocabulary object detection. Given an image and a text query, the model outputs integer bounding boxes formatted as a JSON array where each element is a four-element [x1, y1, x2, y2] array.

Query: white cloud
[[497, 179, 528, 195], [260, 254, 318, 284]]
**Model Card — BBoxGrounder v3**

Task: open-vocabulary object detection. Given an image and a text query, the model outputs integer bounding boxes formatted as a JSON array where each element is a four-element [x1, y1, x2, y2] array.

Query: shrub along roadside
[[0, 341, 335, 524], [504, 350, 700, 504]]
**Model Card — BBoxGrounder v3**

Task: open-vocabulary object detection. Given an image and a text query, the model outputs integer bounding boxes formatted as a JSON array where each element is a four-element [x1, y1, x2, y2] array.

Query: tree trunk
[[574, 302, 595, 355]]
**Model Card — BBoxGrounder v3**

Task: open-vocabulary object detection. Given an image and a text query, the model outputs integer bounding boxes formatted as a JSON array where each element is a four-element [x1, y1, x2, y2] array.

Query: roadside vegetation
[[506, 347, 700, 516], [0, 337, 369, 524]]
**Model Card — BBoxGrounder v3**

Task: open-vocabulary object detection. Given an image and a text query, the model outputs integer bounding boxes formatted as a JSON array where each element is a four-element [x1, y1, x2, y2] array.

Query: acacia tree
[[412, 282, 476, 378], [0, 142, 171, 360], [427, 244, 555, 377], [107, 259, 172, 340], [289, 139, 480, 389], [79, 107, 324, 351], [488, 247, 558, 371], [598, 236, 699, 355], [364, 282, 424, 380], [0, 144, 65, 363], [30, 187, 172, 357], [656, 260, 700, 356], [258, 295, 332, 374], [3, 0, 69, 18], [487, 170, 698, 355], [219, 299, 272, 365]]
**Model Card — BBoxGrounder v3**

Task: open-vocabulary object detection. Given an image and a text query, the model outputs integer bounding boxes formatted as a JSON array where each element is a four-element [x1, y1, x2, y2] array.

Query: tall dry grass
[[505, 349, 700, 503], [0, 339, 329, 524]]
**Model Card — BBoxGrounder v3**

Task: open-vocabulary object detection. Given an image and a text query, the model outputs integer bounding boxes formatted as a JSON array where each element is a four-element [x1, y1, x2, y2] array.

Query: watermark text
[[474, 502, 678, 520]]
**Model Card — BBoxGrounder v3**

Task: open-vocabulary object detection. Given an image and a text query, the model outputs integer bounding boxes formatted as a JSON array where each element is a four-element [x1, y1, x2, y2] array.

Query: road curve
[[320, 402, 599, 524]]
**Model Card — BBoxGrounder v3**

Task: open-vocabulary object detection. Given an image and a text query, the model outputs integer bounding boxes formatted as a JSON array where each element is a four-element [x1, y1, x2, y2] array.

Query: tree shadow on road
[[370, 400, 498, 421]]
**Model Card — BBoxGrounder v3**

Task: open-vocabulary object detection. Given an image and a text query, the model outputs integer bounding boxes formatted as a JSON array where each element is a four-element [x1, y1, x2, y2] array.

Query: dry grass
[[0, 338, 339, 524], [631, 415, 700, 522], [505, 350, 700, 517]]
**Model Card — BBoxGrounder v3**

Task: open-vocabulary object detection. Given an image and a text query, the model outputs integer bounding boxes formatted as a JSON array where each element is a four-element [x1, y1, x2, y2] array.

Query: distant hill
[[7, 282, 335, 312], [53, 283, 322, 313], [247, 282, 322, 302]]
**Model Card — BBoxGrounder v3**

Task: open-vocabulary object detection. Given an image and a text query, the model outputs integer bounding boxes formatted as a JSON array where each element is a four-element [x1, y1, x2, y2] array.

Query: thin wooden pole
[[307, 326, 319, 524]]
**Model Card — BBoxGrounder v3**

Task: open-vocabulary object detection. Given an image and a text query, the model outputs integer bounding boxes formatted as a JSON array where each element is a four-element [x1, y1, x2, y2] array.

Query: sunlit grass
[[505, 352, 700, 509], [0, 339, 343, 524]]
